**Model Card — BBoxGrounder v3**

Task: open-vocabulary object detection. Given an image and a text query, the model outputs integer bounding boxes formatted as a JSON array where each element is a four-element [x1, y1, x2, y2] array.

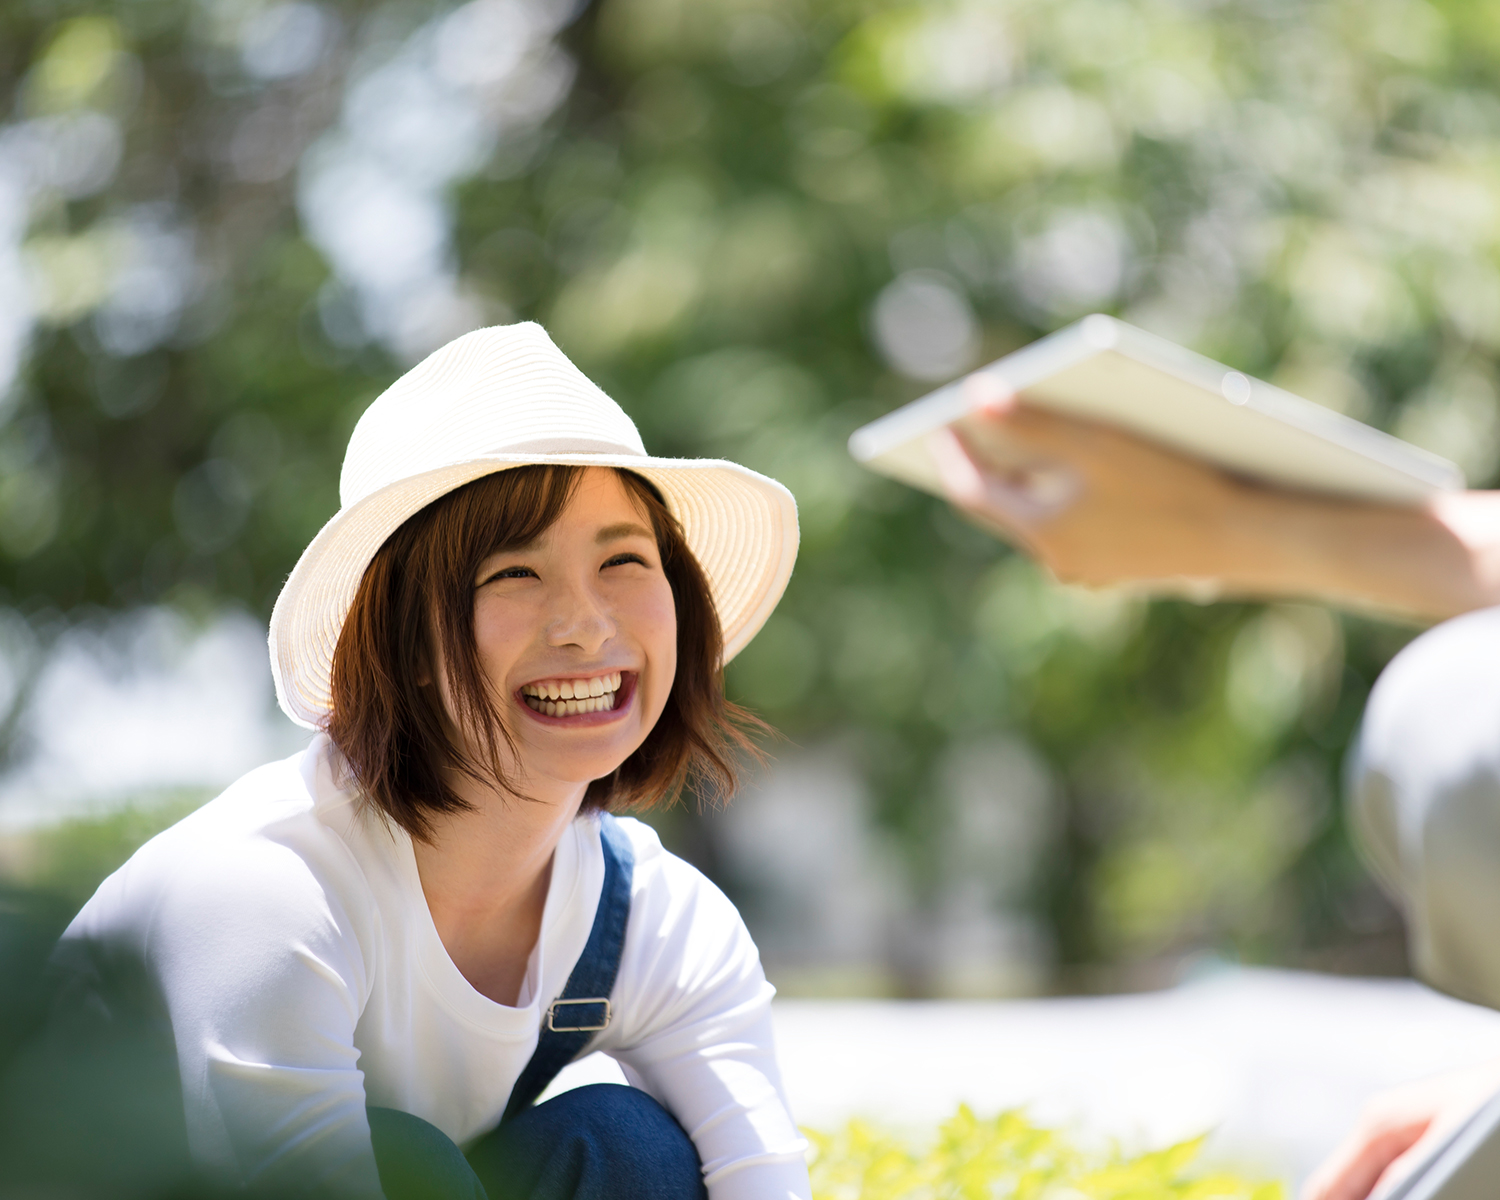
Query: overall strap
[[502, 814, 635, 1122]]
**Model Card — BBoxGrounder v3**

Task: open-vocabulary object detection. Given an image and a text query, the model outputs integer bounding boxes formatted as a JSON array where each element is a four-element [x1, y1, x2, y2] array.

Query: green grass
[[806, 1107, 1284, 1200]]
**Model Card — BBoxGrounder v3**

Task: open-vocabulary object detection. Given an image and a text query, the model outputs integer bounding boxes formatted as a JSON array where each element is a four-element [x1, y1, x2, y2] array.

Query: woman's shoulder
[[603, 814, 749, 945], [69, 739, 378, 950], [607, 814, 710, 894], [593, 814, 770, 1045]]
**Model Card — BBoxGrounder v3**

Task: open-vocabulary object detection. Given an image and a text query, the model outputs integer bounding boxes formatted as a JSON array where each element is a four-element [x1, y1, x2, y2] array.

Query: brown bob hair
[[326, 464, 765, 840]]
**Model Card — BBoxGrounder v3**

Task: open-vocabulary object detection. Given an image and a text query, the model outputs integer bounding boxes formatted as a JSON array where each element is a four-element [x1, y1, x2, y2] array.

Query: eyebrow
[[596, 522, 655, 544]]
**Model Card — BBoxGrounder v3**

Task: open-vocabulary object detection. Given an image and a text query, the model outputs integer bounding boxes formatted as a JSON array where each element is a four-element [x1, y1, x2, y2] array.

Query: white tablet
[[847, 314, 1464, 506]]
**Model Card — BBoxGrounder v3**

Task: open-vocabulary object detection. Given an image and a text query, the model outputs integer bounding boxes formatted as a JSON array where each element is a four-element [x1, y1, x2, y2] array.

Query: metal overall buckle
[[546, 997, 612, 1033]]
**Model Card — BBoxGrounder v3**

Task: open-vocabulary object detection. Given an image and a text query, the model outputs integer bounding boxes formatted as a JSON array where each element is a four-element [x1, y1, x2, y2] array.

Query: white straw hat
[[268, 322, 799, 729]]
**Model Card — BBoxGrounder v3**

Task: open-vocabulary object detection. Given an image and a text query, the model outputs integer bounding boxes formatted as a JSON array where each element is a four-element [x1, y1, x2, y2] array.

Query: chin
[[527, 742, 641, 792]]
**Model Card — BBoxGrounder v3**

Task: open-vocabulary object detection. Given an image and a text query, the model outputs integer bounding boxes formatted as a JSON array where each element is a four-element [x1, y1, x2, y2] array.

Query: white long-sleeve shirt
[[60, 735, 812, 1199]]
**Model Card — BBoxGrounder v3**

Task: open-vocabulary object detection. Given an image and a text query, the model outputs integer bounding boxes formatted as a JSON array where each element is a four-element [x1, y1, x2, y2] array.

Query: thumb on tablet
[[962, 370, 1019, 418], [928, 426, 1079, 528]]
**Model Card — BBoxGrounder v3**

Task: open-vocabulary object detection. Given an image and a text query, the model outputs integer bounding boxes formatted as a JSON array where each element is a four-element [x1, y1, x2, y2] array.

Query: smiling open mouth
[[520, 672, 624, 718]]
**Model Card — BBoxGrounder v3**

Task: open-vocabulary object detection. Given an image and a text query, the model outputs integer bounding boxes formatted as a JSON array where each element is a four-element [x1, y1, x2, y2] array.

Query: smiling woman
[[328, 465, 756, 840], [50, 325, 806, 1200]]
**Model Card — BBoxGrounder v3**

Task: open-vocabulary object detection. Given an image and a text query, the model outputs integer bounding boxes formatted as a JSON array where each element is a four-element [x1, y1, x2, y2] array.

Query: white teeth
[[524, 673, 625, 717]]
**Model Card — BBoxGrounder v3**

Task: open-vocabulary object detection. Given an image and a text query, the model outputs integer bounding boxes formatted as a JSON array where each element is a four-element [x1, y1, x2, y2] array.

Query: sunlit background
[[2, 0, 1499, 1009]]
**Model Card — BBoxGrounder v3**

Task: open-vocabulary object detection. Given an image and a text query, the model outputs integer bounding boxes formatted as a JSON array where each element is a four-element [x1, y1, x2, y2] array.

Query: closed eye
[[602, 553, 648, 569], [478, 565, 538, 587]]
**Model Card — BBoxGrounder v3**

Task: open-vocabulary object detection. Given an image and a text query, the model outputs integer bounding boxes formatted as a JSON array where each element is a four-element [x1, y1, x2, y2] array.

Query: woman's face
[[465, 467, 677, 794]]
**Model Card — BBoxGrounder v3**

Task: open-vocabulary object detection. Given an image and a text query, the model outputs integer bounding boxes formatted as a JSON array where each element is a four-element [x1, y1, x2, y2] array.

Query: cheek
[[641, 582, 678, 689], [472, 602, 527, 682]]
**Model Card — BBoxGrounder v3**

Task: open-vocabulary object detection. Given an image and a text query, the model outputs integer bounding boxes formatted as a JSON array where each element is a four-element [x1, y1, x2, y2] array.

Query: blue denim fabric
[[370, 1084, 707, 1200], [505, 817, 634, 1121]]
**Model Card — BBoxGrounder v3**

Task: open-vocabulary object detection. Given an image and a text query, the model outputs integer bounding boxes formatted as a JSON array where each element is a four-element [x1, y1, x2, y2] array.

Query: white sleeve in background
[[599, 819, 813, 1200], [60, 773, 386, 1198], [1350, 606, 1500, 1010]]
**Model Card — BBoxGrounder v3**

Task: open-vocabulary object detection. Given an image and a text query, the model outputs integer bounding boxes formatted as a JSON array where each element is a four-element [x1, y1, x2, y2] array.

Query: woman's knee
[[472, 1084, 704, 1200]]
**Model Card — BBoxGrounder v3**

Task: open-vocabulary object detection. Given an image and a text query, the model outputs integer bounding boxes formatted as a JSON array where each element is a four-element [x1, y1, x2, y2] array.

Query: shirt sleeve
[[1350, 606, 1500, 1010], [599, 822, 812, 1200], [60, 818, 385, 1198]]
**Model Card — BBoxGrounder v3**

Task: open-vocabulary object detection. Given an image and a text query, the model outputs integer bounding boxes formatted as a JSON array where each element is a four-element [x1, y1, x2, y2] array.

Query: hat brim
[[268, 454, 799, 729]]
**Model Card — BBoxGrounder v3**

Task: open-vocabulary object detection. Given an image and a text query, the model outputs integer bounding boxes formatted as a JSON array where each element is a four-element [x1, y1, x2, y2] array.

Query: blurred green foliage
[[5, 0, 1498, 990], [0, 789, 206, 908], [806, 1106, 1283, 1200]]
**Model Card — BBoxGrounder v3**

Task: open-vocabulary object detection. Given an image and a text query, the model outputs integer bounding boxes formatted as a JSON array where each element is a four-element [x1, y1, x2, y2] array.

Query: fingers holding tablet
[[930, 386, 1254, 592]]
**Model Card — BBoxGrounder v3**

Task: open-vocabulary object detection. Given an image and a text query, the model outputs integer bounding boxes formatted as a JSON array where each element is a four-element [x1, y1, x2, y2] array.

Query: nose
[[544, 576, 616, 653]]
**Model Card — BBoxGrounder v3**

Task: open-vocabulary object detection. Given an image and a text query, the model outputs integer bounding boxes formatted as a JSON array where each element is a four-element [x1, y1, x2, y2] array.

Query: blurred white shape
[[1289, 228, 1415, 345], [1002, 86, 1119, 171], [434, 0, 534, 88], [1396, 365, 1500, 483], [717, 746, 902, 977], [389, 281, 493, 357], [3, 113, 123, 199], [1016, 209, 1128, 315], [0, 610, 40, 722], [1121, 66, 1216, 139], [908, 737, 1058, 995], [0, 608, 308, 830], [240, 3, 335, 80], [941, 737, 1055, 902], [1241, 102, 1340, 190], [92, 209, 196, 356], [345, 55, 493, 187], [300, 148, 449, 294], [882, 4, 1011, 103], [0, 167, 37, 394], [872, 269, 980, 381], [298, 0, 573, 360]]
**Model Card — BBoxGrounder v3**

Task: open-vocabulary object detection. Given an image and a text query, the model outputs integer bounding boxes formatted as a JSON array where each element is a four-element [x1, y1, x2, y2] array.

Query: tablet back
[[848, 315, 1464, 506]]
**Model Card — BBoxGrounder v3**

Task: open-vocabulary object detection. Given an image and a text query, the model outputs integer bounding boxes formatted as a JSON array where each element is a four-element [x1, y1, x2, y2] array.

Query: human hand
[[1301, 1060, 1500, 1200], [929, 374, 1500, 618], [930, 374, 1255, 592]]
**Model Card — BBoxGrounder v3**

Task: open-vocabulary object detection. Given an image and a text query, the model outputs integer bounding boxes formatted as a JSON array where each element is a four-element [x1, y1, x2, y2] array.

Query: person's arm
[[599, 820, 812, 1200], [932, 379, 1500, 621], [60, 811, 384, 1198]]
